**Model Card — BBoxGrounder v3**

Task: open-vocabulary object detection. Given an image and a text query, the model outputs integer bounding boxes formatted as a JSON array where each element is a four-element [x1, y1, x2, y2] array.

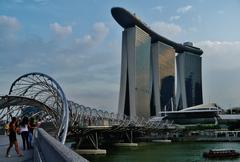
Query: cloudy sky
[[0, 0, 240, 112]]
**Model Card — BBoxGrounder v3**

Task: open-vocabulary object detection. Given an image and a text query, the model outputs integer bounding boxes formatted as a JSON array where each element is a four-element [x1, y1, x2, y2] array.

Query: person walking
[[28, 117, 36, 148], [6, 117, 23, 157], [20, 117, 30, 150]]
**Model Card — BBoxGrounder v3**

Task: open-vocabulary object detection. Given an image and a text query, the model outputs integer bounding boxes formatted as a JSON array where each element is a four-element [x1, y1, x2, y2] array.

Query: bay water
[[83, 142, 240, 162]]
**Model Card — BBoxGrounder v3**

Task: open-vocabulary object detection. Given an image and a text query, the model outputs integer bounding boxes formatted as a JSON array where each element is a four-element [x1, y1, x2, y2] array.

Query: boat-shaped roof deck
[[111, 7, 203, 55]]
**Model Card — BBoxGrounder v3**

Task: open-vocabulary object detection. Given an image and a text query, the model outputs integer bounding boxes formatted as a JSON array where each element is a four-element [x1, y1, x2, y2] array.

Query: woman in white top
[[20, 117, 30, 150]]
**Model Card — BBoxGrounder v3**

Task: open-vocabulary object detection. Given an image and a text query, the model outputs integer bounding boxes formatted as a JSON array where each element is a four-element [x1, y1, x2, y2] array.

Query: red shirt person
[[6, 117, 23, 157]]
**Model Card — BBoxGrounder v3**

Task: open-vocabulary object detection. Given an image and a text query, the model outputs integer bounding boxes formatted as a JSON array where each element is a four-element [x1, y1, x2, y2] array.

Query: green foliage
[[227, 121, 240, 131]]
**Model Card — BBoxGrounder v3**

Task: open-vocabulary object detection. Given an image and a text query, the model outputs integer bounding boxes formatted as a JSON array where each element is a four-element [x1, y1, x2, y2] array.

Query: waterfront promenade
[[0, 135, 33, 162]]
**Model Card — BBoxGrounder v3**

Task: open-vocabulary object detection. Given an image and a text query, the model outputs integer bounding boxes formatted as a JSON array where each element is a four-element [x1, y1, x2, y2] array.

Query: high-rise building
[[112, 7, 203, 118], [118, 26, 151, 120], [151, 42, 175, 115], [176, 42, 203, 110]]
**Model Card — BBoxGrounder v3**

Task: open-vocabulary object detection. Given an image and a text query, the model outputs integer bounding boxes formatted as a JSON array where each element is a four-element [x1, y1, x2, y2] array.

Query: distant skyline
[[0, 0, 240, 112]]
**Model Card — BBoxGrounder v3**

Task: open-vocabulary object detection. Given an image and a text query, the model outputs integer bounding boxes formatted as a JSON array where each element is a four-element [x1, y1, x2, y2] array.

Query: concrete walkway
[[0, 135, 33, 162]]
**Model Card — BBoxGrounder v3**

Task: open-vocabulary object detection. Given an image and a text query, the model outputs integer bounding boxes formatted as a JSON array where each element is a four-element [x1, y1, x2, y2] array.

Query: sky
[[0, 0, 240, 112]]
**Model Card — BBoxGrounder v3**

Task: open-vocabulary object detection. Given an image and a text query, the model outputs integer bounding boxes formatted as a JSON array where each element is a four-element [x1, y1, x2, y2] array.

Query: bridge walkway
[[0, 135, 33, 162]]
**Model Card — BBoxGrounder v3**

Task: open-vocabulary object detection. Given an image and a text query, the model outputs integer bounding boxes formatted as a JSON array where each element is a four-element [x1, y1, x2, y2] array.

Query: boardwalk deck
[[0, 135, 33, 162]]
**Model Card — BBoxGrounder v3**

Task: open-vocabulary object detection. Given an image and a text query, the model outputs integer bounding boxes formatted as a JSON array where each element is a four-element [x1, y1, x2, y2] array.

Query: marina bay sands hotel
[[111, 7, 203, 120]]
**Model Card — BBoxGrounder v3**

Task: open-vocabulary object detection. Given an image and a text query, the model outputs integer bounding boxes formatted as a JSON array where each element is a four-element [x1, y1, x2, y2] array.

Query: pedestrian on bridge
[[20, 116, 30, 150], [6, 117, 23, 158], [28, 117, 36, 148]]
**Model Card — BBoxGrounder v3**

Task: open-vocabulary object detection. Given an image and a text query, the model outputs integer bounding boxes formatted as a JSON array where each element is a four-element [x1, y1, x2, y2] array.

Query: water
[[83, 142, 240, 162]]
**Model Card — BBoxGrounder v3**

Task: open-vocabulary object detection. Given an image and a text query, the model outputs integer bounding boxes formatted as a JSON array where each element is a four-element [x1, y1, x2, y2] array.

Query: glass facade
[[151, 42, 175, 114], [176, 49, 203, 110], [135, 26, 151, 118], [118, 26, 151, 120], [158, 44, 175, 111]]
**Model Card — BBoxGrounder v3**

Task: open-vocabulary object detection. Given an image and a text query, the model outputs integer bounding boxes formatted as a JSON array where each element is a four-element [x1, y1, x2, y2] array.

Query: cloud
[[196, 41, 240, 70], [0, 15, 20, 29], [196, 41, 240, 107], [0, 18, 117, 111], [75, 22, 109, 47], [93, 22, 109, 41], [34, 0, 47, 2], [0, 15, 20, 39], [13, 0, 48, 3], [217, 10, 224, 14], [49, 22, 72, 38], [151, 21, 182, 38], [177, 5, 192, 13], [152, 6, 163, 12], [13, 0, 24, 3], [0, 15, 21, 53], [170, 15, 180, 21], [0, 27, 119, 112], [188, 27, 197, 32]]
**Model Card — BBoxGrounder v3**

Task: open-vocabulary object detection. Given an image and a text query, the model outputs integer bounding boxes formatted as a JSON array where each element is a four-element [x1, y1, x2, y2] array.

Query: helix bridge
[[0, 72, 175, 147]]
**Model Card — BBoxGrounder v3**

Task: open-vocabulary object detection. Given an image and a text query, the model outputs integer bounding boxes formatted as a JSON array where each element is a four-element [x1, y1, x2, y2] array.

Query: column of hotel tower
[[176, 42, 203, 110], [151, 42, 175, 115], [118, 26, 151, 120]]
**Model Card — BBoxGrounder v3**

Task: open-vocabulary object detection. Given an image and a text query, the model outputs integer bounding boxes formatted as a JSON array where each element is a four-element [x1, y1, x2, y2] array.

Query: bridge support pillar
[[126, 130, 133, 143], [114, 130, 138, 147], [88, 132, 99, 149], [75, 131, 107, 155]]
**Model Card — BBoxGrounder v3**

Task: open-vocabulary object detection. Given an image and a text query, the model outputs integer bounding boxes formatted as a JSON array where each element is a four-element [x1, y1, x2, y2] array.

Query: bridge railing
[[33, 128, 88, 162]]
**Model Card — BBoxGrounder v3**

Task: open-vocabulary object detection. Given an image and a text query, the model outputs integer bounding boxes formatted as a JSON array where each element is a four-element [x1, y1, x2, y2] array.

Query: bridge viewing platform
[[0, 128, 88, 162]]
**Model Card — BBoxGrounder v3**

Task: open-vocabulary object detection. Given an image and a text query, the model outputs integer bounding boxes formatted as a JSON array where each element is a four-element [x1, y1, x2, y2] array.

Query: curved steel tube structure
[[0, 72, 69, 144], [111, 7, 203, 55], [67, 100, 120, 128]]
